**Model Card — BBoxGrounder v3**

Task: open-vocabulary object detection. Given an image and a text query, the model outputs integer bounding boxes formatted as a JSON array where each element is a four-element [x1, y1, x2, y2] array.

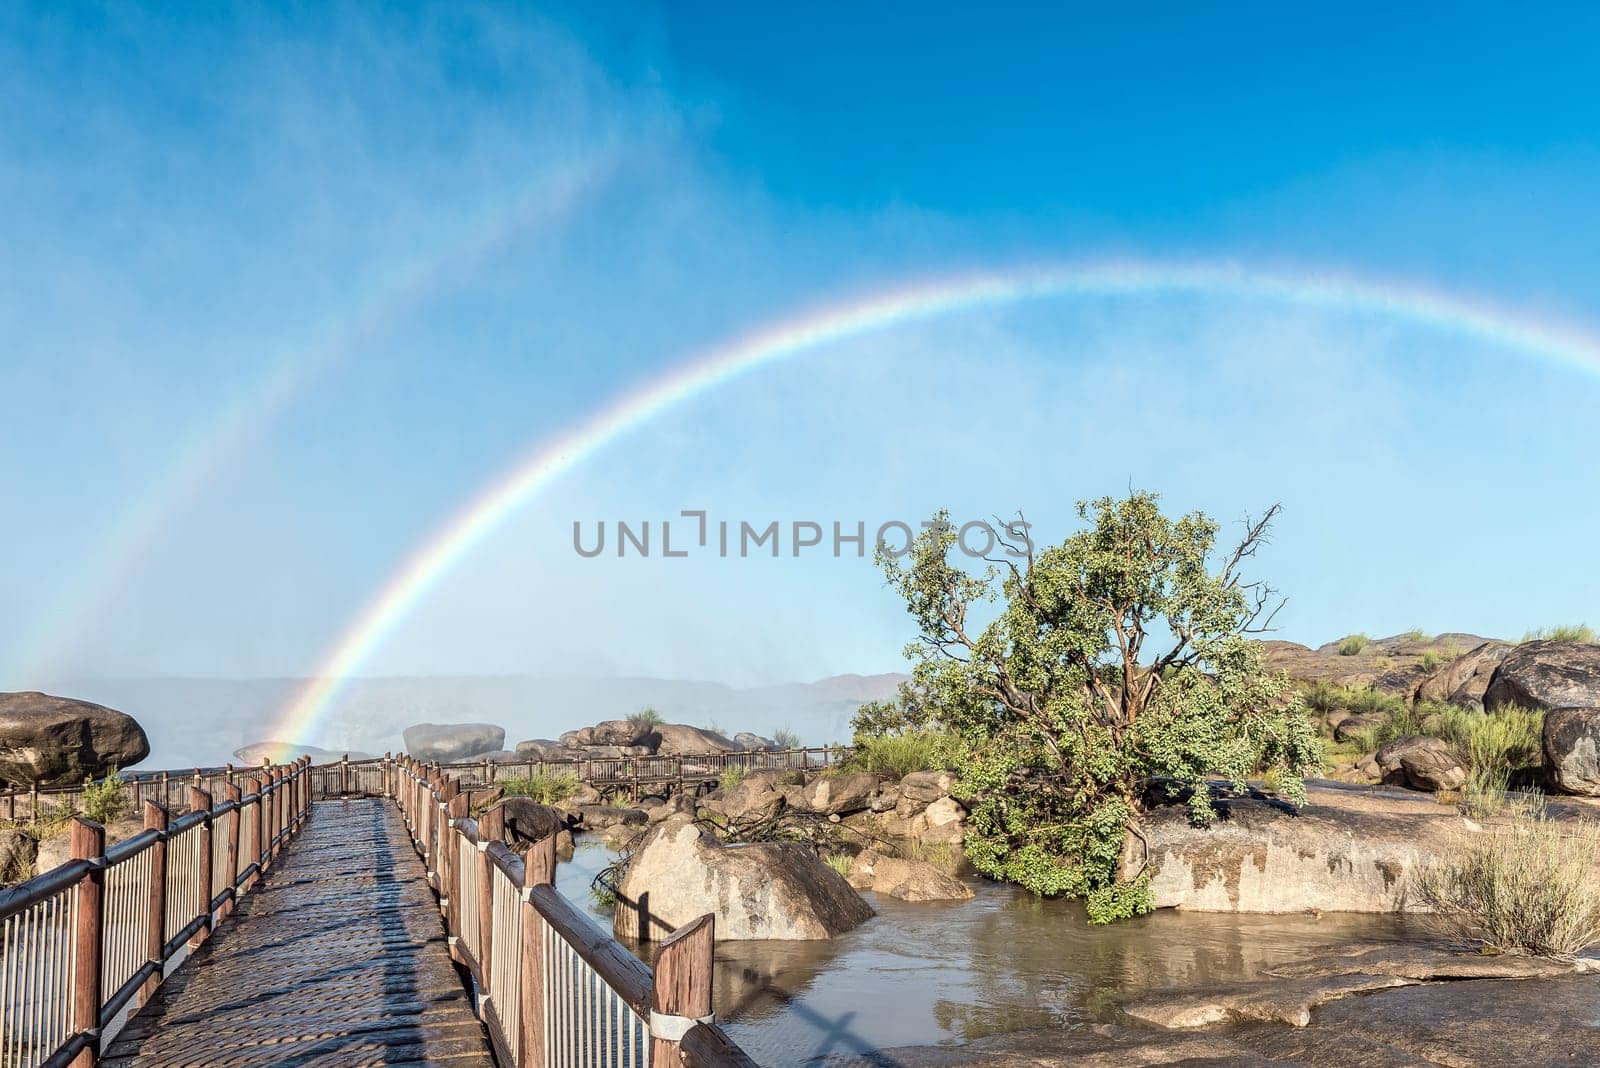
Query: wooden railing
[[0, 758, 313, 1068], [391, 756, 756, 1068], [309, 745, 851, 801], [1, 746, 851, 819]]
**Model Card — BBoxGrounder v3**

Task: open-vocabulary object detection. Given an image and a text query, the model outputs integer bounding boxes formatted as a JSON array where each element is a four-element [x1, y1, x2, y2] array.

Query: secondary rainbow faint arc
[[273, 259, 1600, 742], [5, 149, 619, 685]]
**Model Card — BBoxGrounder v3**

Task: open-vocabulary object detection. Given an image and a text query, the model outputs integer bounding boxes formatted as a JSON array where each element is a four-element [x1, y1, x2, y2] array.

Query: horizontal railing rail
[[2, 746, 855, 818], [0, 757, 313, 1068], [391, 756, 757, 1068]]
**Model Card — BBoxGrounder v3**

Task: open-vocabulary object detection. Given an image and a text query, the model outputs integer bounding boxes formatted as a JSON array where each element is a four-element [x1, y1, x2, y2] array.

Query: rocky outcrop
[[795, 772, 879, 816], [1374, 735, 1465, 791], [733, 732, 778, 751], [651, 723, 741, 757], [1121, 783, 1461, 913], [0, 692, 150, 786], [1543, 708, 1600, 796], [559, 719, 655, 749], [0, 829, 37, 883], [574, 805, 648, 833], [846, 851, 973, 901], [614, 817, 873, 941], [402, 722, 505, 762], [1260, 633, 1494, 696], [1414, 640, 1512, 709], [1484, 640, 1600, 712], [491, 796, 567, 848], [711, 768, 804, 823], [513, 739, 589, 761], [1122, 943, 1587, 1029], [233, 741, 373, 765]]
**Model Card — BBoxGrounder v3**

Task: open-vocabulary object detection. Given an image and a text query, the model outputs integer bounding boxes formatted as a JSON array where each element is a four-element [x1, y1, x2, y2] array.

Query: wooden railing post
[[445, 792, 468, 930], [477, 804, 503, 982], [520, 834, 556, 1065], [650, 914, 715, 1068], [190, 787, 213, 945], [141, 801, 168, 1007], [251, 775, 266, 874], [221, 784, 241, 918], [70, 817, 106, 1068]]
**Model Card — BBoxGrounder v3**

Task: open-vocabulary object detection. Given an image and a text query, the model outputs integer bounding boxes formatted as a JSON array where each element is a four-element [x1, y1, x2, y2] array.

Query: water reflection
[[555, 840, 1427, 1066]]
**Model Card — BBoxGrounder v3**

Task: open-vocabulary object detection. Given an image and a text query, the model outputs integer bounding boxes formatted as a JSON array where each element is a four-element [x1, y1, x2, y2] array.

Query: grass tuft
[[822, 852, 854, 878], [1413, 814, 1600, 958], [719, 766, 747, 792], [1337, 633, 1370, 656], [1522, 624, 1598, 644], [500, 770, 579, 805], [844, 731, 951, 778]]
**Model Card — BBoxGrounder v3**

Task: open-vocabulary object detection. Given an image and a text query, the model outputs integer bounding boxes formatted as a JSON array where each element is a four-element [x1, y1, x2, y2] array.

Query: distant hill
[[35, 672, 909, 769]]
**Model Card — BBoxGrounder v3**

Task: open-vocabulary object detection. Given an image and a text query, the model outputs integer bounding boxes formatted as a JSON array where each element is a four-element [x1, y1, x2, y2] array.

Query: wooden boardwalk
[[101, 799, 494, 1067]]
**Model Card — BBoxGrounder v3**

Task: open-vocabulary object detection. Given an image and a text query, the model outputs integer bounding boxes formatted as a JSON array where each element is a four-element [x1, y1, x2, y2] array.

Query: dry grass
[[500, 770, 579, 805], [1413, 816, 1600, 958]]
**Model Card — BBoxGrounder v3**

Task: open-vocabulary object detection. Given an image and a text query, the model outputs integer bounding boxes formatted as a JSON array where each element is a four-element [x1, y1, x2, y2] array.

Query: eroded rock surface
[[1484, 640, 1600, 712], [614, 817, 872, 940], [1122, 783, 1460, 913], [402, 722, 505, 762], [1542, 707, 1600, 796], [0, 692, 150, 786]]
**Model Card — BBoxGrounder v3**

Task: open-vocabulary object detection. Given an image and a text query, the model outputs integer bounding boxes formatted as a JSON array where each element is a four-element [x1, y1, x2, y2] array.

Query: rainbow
[[273, 258, 1600, 743], [5, 149, 620, 686]]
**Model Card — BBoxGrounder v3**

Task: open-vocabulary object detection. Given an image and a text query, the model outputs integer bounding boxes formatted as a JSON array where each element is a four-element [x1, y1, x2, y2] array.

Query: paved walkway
[[102, 799, 494, 1067]]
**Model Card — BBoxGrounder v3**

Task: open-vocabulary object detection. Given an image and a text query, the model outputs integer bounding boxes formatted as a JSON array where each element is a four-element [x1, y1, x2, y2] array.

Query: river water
[[555, 841, 1427, 1066]]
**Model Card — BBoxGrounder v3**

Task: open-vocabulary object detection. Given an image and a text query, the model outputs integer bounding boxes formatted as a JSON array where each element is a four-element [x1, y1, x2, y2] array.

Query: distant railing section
[[392, 756, 757, 1068], [310, 745, 853, 801], [1, 746, 854, 818], [0, 758, 313, 1068]]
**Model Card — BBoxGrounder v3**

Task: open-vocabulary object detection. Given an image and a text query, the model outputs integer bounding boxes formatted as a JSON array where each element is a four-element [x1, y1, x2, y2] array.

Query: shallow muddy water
[[556, 842, 1428, 1066]]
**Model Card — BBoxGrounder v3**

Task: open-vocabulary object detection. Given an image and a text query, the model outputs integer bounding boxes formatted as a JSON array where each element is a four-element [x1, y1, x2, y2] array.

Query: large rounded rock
[[733, 732, 778, 752], [402, 722, 505, 762], [233, 741, 374, 765], [1542, 708, 1600, 796], [614, 817, 873, 940], [846, 852, 973, 901], [490, 796, 567, 848], [650, 723, 741, 757], [1483, 640, 1600, 712], [1414, 640, 1512, 709], [714, 768, 803, 823], [1374, 735, 1464, 791], [796, 772, 879, 816], [514, 739, 588, 761], [0, 692, 150, 786], [559, 719, 656, 749]]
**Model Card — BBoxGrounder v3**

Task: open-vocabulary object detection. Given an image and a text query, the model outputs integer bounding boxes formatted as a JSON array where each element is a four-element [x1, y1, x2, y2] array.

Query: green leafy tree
[[867, 492, 1320, 922]]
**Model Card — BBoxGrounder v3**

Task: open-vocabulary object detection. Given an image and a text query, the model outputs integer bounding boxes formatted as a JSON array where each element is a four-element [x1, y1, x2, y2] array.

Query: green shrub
[[1419, 651, 1442, 673], [1522, 624, 1598, 644], [719, 766, 747, 792], [1432, 704, 1543, 778], [1337, 633, 1370, 656], [1413, 815, 1600, 958], [83, 770, 127, 825], [1301, 681, 1342, 714], [1404, 628, 1430, 644], [500, 770, 579, 805], [822, 852, 853, 877], [772, 727, 802, 750], [844, 731, 951, 778], [629, 708, 665, 728]]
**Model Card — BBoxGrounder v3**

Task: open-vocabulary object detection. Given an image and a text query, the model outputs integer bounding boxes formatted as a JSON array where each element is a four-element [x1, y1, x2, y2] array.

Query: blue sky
[[3, 2, 1599, 694]]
